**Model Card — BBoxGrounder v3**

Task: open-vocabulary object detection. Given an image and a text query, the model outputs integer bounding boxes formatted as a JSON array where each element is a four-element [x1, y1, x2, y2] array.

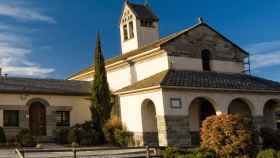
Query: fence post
[[73, 147, 76, 158], [21, 148, 25, 158], [15, 149, 24, 158], [146, 145, 150, 158]]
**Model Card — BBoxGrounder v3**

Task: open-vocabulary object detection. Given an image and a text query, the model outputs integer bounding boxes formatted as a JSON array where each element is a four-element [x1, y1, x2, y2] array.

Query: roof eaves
[[160, 22, 249, 56], [200, 23, 249, 56], [159, 23, 202, 48], [69, 21, 249, 79], [114, 70, 169, 94], [126, 2, 159, 21], [0, 90, 91, 96], [160, 85, 280, 94]]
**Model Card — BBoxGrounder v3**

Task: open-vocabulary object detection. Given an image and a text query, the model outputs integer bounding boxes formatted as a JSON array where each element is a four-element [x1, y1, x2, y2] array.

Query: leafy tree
[[201, 114, 253, 158], [90, 33, 112, 132]]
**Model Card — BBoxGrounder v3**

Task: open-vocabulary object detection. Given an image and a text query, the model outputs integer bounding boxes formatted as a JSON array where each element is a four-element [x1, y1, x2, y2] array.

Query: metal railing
[[14, 146, 161, 158], [145, 145, 164, 158]]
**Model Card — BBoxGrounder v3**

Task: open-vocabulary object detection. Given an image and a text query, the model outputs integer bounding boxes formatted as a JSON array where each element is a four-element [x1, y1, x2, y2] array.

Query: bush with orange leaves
[[103, 116, 123, 144], [200, 114, 254, 158]]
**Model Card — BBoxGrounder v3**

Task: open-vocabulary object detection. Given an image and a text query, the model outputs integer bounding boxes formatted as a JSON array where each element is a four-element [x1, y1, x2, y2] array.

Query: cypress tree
[[90, 33, 112, 131]]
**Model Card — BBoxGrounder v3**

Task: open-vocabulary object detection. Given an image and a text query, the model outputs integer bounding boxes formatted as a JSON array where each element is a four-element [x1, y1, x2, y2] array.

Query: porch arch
[[141, 99, 159, 145], [189, 97, 216, 145], [26, 98, 50, 107], [263, 99, 280, 129], [26, 98, 49, 136], [228, 98, 254, 118]]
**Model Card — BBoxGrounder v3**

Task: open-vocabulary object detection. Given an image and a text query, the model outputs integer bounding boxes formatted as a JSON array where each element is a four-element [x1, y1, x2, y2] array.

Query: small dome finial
[[198, 17, 204, 24], [124, 0, 129, 4]]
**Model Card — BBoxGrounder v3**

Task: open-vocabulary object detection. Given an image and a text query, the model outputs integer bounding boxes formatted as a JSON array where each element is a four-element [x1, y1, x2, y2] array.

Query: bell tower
[[120, 0, 159, 54]]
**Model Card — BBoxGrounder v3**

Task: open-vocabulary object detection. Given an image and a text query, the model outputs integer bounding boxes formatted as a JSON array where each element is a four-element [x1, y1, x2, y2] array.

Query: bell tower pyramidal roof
[[120, 0, 160, 54]]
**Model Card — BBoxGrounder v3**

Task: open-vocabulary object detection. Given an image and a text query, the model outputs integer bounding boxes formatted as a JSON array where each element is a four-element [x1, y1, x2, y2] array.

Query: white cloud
[[0, 24, 10, 30], [0, 1, 56, 78], [3, 66, 54, 78], [0, 23, 38, 33], [0, 3, 56, 23], [0, 32, 55, 78], [250, 51, 280, 69], [246, 41, 280, 54], [245, 41, 280, 69]]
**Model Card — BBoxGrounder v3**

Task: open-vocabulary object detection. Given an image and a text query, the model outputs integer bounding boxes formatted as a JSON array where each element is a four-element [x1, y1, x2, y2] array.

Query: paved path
[[0, 149, 18, 158], [0, 147, 146, 158]]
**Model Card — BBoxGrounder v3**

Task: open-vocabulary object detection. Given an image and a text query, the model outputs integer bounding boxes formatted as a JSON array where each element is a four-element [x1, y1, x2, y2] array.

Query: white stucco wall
[[107, 65, 132, 91], [119, 89, 164, 133], [162, 89, 280, 131], [121, 30, 140, 54], [169, 56, 244, 73], [142, 102, 157, 132], [76, 52, 169, 91], [120, 4, 159, 54], [120, 5, 138, 54], [169, 56, 201, 71], [73, 65, 132, 92], [119, 87, 280, 133], [211, 60, 244, 73], [162, 89, 280, 117], [0, 94, 91, 127], [134, 53, 169, 81], [119, 88, 280, 134]]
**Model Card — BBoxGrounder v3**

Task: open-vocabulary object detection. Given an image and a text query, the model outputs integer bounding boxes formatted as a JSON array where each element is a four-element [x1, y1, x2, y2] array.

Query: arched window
[[201, 50, 211, 71], [123, 24, 128, 41], [129, 21, 134, 38]]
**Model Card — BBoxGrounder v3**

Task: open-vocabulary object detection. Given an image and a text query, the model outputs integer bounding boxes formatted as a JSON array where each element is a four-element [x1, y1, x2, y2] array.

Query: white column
[[0, 109, 3, 127]]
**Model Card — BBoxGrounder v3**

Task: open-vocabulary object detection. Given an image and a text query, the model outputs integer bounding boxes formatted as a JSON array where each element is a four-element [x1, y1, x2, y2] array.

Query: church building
[[69, 1, 280, 146], [0, 1, 279, 146]]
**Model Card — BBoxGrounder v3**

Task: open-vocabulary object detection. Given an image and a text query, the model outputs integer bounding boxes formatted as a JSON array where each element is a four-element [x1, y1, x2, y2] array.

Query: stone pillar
[[252, 116, 264, 149], [19, 110, 28, 129], [0, 109, 3, 127], [157, 116, 168, 146], [157, 115, 191, 147], [46, 107, 56, 137], [253, 116, 264, 130]]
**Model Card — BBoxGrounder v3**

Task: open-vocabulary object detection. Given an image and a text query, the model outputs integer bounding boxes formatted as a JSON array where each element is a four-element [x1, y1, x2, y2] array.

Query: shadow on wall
[[141, 99, 159, 146]]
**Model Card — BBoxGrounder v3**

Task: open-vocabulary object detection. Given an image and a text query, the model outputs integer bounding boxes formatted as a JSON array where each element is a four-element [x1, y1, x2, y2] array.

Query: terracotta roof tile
[[0, 77, 91, 96], [127, 2, 159, 21], [115, 70, 280, 94], [68, 23, 249, 79]]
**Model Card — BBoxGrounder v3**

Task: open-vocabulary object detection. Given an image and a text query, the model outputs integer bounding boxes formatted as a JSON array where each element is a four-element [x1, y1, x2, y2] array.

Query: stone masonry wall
[[162, 24, 247, 62], [157, 115, 191, 147]]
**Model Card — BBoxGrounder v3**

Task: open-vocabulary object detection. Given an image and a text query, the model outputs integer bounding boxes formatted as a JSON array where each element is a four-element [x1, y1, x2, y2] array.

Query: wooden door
[[29, 102, 46, 136]]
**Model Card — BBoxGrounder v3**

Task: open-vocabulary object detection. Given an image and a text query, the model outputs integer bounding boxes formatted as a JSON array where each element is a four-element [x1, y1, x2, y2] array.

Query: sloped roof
[[127, 2, 159, 21], [0, 77, 91, 96], [68, 22, 249, 79], [115, 70, 280, 94]]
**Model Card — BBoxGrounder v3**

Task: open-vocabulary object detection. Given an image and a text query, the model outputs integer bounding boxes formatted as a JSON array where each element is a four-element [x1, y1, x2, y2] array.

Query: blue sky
[[0, 0, 279, 81]]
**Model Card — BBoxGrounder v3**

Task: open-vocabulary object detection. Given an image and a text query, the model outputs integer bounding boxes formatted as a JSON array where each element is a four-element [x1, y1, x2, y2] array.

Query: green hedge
[[16, 129, 36, 147], [256, 149, 278, 158], [161, 147, 217, 158], [67, 121, 102, 146]]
